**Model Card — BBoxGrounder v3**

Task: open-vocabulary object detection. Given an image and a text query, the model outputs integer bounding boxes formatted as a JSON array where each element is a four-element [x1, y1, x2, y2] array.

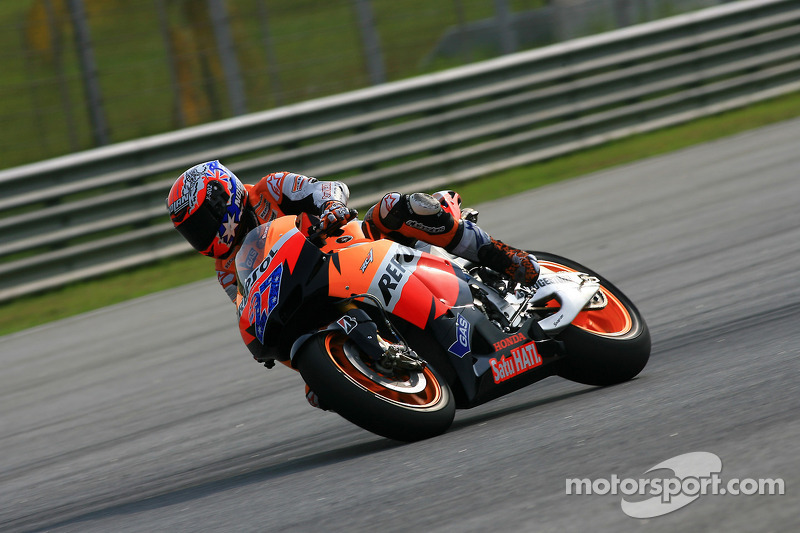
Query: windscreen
[[234, 222, 272, 294]]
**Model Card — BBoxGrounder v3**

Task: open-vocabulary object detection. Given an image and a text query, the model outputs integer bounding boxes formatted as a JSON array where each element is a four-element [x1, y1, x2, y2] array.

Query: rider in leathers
[[167, 160, 539, 406]]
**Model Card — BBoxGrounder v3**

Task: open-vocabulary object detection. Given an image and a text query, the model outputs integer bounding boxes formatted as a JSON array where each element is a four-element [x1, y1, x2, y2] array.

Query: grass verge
[[2, 90, 800, 336]]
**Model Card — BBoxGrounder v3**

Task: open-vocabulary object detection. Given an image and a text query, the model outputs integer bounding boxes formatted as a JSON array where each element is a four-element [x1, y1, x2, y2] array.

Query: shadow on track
[[27, 383, 638, 532], [27, 438, 401, 533], [449, 386, 600, 432]]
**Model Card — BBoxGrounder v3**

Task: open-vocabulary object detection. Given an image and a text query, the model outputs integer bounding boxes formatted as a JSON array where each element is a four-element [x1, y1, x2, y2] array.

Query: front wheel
[[295, 332, 455, 442], [532, 252, 651, 386]]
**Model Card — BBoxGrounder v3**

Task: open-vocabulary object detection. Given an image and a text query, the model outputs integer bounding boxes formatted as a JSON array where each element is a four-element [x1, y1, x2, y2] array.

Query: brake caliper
[[335, 308, 425, 372]]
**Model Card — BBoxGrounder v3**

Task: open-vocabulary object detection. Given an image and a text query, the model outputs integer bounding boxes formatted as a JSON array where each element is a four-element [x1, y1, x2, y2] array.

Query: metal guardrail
[[1, 0, 799, 303]]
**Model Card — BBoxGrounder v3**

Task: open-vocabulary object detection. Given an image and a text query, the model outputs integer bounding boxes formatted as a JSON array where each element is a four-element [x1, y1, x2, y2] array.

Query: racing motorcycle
[[236, 195, 650, 442]]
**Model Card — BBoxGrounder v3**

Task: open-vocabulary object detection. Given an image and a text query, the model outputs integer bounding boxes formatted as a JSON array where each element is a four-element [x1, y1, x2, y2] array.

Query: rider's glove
[[319, 201, 355, 230]]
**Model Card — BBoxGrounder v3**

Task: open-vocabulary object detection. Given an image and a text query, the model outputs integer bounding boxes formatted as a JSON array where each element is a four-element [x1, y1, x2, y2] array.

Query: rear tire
[[532, 252, 651, 386], [295, 332, 455, 441]]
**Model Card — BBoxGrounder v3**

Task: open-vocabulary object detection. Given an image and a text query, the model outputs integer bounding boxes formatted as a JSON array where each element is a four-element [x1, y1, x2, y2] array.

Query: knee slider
[[404, 193, 455, 239], [407, 193, 442, 216]]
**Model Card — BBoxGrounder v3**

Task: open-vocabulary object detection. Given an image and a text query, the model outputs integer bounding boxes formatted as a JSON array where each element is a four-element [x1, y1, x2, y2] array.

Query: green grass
[[0, 0, 546, 169], [2, 89, 800, 336]]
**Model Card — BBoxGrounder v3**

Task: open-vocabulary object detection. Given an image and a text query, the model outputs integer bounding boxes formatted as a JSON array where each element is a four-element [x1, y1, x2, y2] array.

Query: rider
[[167, 160, 540, 306], [167, 161, 539, 408]]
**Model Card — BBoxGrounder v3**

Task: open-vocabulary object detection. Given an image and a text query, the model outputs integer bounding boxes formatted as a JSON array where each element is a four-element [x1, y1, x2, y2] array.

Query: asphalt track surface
[[2, 119, 799, 532]]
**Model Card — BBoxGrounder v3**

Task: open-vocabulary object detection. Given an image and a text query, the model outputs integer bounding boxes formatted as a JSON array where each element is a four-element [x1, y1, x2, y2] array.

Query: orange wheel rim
[[539, 261, 633, 337], [325, 334, 443, 408]]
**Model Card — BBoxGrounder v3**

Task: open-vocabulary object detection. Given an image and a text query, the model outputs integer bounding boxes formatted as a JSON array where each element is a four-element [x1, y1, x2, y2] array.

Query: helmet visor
[[175, 201, 223, 253]]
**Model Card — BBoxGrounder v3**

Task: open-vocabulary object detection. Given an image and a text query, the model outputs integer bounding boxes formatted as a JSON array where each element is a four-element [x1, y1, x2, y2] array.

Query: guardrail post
[[155, 0, 186, 128], [207, 0, 248, 116], [44, 0, 80, 151], [257, 1, 284, 106], [66, 0, 110, 147], [353, 0, 386, 85], [494, 0, 517, 54]]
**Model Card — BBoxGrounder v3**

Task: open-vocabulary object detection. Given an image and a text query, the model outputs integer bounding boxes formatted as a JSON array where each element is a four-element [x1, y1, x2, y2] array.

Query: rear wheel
[[532, 252, 651, 386], [295, 332, 455, 441]]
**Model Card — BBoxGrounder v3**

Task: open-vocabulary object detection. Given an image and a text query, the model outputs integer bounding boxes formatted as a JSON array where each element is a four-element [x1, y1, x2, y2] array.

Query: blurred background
[[1, 0, 740, 171], [3, 4, 799, 532]]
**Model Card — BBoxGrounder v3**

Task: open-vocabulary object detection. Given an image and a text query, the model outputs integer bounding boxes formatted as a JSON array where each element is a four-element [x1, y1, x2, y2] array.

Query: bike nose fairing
[[236, 219, 327, 356]]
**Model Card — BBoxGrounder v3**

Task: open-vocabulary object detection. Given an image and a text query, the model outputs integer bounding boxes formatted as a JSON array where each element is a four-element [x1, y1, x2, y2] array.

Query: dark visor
[[175, 202, 222, 252]]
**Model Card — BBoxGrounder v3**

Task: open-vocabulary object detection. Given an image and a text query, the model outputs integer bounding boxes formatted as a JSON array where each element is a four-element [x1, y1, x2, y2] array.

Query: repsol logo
[[378, 252, 414, 305], [243, 249, 277, 295]]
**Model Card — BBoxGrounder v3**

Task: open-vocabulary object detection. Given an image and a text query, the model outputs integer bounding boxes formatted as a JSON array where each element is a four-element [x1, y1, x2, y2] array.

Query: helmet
[[167, 160, 247, 258]]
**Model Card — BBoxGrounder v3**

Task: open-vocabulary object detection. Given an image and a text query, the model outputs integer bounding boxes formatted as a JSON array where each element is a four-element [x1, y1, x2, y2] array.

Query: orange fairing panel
[[328, 242, 461, 328]]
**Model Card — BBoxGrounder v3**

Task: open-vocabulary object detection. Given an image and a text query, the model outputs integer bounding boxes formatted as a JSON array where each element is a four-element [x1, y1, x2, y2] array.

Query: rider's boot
[[447, 216, 540, 285], [364, 192, 540, 285], [476, 237, 540, 285]]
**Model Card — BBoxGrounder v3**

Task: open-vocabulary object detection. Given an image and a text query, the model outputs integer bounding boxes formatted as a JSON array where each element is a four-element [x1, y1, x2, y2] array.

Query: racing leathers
[[215, 171, 350, 303], [216, 173, 540, 305]]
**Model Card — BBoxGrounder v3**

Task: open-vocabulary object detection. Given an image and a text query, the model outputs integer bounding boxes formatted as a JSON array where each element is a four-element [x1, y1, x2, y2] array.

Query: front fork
[[289, 303, 424, 373]]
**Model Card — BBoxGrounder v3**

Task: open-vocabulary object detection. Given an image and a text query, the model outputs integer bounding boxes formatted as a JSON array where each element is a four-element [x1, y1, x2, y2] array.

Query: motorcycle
[[236, 196, 650, 442]]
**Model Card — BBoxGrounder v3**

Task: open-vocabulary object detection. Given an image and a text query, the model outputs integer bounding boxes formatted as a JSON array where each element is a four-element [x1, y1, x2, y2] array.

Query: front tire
[[295, 332, 455, 441], [532, 252, 651, 386]]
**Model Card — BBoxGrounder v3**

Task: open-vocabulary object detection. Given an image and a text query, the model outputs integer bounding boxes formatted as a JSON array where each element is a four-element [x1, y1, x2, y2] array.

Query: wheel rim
[[539, 261, 633, 337], [324, 333, 444, 408]]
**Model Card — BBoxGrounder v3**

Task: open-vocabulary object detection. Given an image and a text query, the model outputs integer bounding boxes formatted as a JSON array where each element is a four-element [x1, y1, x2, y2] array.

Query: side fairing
[[328, 241, 471, 328]]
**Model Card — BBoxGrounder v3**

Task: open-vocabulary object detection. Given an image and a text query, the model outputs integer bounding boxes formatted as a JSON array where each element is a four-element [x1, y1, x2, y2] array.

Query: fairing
[[236, 216, 473, 359], [235, 215, 595, 409], [327, 240, 472, 329], [236, 217, 328, 358]]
